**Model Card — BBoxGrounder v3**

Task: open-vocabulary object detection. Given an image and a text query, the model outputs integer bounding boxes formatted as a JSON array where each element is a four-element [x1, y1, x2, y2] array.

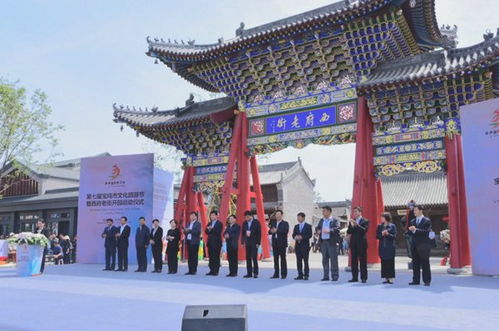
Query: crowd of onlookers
[[0, 232, 77, 265], [47, 233, 77, 265]]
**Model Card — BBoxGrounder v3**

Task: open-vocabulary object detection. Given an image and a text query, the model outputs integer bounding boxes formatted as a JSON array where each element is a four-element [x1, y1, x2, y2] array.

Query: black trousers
[[152, 244, 162, 272], [381, 258, 395, 278], [136, 246, 147, 271], [117, 244, 128, 270], [227, 244, 238, 275], [245, 243, 258, 276], [63, 252, 70, 264], [40, 248, 47, 273], [167, 246, 178, 273], [412, 245, 431, 284], [105, 246, 116, 269], [272, 245, 287, 277], [187, 241, 199, 274], [208, 243, 221, 274], [351, 243, 368, 281], [295, 245, 310, 277]]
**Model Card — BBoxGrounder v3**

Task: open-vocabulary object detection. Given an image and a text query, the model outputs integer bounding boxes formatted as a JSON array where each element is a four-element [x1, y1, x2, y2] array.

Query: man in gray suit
[[315, 206, 340, 281], [184, 211, 202, 275]]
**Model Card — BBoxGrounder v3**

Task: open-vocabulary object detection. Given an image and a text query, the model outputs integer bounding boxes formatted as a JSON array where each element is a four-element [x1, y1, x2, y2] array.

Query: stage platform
[[1, 261, 498, 330]]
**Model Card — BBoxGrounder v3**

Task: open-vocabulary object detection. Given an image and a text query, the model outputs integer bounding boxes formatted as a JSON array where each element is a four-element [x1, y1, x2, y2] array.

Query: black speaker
[[181, 304, 247, 331]]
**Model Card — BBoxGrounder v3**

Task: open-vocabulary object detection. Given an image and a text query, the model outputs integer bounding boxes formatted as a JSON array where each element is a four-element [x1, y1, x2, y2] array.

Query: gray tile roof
[[381, 171, 447, 208], [0, 187, 79, 207], [360, 33, 499, 88], [113, 97, 236, 128], [45, 153, 110, 168], [259, 161, 297, 173], [146, 0, 442, 60]]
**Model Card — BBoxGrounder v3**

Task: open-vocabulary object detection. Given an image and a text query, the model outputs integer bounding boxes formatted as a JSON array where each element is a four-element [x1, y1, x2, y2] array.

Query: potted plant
[[8, 232, 49, 276]]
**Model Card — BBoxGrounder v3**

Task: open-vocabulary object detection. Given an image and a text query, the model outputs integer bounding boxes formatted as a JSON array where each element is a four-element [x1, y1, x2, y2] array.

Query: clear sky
[[1, 0, 497, 201]]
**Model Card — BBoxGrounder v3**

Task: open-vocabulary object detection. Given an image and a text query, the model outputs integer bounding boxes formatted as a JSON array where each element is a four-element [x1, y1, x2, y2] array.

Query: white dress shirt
[[187, 221, 195, 240]]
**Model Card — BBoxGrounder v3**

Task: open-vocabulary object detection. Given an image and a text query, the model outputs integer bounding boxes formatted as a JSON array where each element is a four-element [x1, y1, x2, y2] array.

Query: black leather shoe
[[185, 272, 193, 275], [424, 283, 431, 286], [348, 279, 358, 283], [134, 269, 141, 272], [253, 274, 258, 278], [206, 272, 213, 276], [271, 275, 279, 279], [226, 274, 232, 277], [304, 276, 309, 280], [361, 279, 367, 283], [243, 274, 252, 278], [332, 277, 339, 282], [409, 282, 420, 285], [294, 276, 304, 280], [114, 269, 122, 272], [321, 278, 330, 281]]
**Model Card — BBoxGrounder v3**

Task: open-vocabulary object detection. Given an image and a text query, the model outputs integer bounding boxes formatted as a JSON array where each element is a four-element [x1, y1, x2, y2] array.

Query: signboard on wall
[[77, 153, 173, 264], [244, 86, 358, 154], [461, 98, 499, 276]]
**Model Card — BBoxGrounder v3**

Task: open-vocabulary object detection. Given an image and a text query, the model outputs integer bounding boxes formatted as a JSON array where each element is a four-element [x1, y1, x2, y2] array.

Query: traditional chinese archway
[[114, 0, 499, 269]]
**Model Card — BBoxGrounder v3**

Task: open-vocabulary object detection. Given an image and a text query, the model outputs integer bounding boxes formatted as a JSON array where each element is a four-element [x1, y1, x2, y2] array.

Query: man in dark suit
[[150, 219, 163, 273], [205, 210, 223, 276], [268, 210, 289, 279], [241, 210, 261, 278], [101, 218, 118, 271], [292, 212, 312, 280], [115, 216, 130, 271], [34, 218, 50, 274], [224, 214, 240, 277], [184, 212, 202, 275], [347, 206, 369, 283], [315, 206, 341, 281], [135, 217, 150, 272], [408, 205, 433, 286]]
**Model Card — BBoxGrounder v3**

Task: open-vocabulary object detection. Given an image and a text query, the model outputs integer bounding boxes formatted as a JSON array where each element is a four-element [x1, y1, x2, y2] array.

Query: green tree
[[0, 78, 63, 198]]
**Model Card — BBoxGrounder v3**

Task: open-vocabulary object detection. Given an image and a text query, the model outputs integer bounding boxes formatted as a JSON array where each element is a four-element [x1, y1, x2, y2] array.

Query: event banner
[[77, 153, 173, 264], [461, 98, 499, 276]]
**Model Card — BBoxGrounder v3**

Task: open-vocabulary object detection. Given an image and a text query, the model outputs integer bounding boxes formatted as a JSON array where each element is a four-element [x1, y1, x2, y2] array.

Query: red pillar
[[174, 166, 190, 224], [250, 156, 271, 259], [175, 166, 196, 260], [197, 191, 209, 253], [445, 135, 471, 268], [236, 112, 251, 260], [351, 96, 384, 264], [219, 113, 242, 222], [219, 111, 267, 260]]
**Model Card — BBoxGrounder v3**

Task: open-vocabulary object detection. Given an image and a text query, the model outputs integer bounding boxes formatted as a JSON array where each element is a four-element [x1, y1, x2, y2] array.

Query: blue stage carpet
[[1, 264, 498, 330]]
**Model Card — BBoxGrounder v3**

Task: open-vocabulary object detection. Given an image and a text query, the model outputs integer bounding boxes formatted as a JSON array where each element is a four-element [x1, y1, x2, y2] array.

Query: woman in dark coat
[[376, 213, 397, 284], [166, 220, 180, 274]]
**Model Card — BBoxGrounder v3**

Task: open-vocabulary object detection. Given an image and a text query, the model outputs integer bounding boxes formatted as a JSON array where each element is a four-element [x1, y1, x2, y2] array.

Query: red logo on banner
[[109, 164, 121, 180], [250, 120, 265, 136], [491, 109, 499, 128]]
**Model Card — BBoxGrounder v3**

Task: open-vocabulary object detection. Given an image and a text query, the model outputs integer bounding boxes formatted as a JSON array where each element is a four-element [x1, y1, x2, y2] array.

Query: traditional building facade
[[113, 0, 499, 268], [0, 154, 110, 237]]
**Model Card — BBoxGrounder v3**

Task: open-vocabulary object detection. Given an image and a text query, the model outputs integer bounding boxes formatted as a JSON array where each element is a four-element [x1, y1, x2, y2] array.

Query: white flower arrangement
[[7, 232, 49, 247], [440, 229, 450, 244]]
